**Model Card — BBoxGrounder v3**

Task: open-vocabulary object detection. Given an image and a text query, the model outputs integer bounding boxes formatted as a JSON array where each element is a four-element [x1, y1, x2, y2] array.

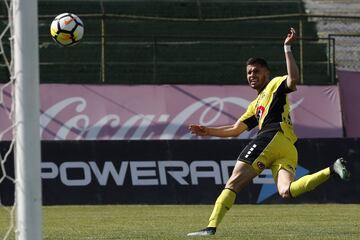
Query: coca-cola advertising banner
[[0, 84, 343, 140]]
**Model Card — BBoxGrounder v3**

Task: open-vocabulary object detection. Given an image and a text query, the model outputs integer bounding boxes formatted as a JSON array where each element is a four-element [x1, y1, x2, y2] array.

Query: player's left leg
[[270, 131, 337, 199], [289, 158, 350, 198], [276, 166, 333, 199], [275, 158, 351, 199], [289, 167, 331, 198], [276, 168, 294, 198], [270, 132, 298, 198], [274, 163, 331, 199]]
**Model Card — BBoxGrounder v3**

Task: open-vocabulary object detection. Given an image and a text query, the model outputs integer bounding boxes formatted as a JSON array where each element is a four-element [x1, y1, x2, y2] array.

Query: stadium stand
[[303, 0, 360, 72], [0, 0, 333, 84]]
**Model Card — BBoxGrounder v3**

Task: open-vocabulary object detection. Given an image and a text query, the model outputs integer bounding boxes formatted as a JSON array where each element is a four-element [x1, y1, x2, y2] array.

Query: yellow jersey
[[239, 75, 297, 144]]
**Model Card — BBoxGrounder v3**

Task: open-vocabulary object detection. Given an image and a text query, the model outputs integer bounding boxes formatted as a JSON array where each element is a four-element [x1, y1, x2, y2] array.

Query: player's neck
[[257, 80, 269, 94]]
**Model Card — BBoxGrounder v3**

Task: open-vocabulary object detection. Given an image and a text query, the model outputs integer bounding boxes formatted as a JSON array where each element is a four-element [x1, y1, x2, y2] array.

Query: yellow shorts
[[237, 130, 298, 179]]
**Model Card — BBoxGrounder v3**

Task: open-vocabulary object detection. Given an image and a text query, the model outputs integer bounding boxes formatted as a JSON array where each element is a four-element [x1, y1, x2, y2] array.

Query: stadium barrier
[[0, 139, 359, 205]]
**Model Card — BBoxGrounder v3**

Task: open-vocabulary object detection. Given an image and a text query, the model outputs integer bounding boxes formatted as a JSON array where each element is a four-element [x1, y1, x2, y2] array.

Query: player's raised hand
[[284, 27, 297, 45], [188, 124, 208, 136]]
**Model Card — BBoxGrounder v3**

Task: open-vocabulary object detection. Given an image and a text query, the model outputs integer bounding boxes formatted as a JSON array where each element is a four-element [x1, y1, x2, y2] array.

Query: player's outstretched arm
[[284, 27, 299, 91], [188, 119, 248, 138]]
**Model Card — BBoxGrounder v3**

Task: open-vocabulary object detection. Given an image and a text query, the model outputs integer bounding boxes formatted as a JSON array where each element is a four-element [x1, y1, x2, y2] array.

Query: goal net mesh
[[1, 0, 16, 239]]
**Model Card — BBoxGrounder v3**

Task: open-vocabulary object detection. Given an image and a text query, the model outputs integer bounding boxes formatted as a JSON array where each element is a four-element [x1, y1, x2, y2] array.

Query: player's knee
[[224, 180, 239, 193], [278, 187, 291, 199]]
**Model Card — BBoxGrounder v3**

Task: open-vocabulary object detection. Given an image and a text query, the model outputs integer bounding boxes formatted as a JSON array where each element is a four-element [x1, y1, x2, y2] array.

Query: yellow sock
[[290, 167, 331, 198], [207, 188, 236, 228]]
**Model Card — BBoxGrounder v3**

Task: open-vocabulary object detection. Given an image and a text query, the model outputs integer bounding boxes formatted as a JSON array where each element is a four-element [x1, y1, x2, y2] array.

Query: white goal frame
[[13, 0, 42, 239]]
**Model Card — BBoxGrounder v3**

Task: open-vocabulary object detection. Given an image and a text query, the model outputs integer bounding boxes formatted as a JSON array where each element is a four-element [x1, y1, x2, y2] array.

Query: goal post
[[13, 0, 42, 239]]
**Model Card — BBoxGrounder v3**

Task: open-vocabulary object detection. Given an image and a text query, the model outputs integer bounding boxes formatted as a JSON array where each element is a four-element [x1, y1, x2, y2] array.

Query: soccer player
[[187, 28, 350, 236]]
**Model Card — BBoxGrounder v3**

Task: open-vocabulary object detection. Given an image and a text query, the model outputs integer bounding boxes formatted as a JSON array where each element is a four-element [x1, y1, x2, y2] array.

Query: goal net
[[0, 0, 16, 238]]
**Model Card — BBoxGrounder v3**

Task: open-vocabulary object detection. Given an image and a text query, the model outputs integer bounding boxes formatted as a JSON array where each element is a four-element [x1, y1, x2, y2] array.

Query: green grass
[[1, 204, 360, 239]]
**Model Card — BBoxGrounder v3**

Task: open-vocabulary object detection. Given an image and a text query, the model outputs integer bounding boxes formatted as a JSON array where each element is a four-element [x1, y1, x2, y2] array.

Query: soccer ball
[[50, 13, 84, 47]]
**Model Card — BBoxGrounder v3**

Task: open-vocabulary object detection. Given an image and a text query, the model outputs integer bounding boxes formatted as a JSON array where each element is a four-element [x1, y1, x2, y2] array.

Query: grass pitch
[[1, 204, 360, 239]]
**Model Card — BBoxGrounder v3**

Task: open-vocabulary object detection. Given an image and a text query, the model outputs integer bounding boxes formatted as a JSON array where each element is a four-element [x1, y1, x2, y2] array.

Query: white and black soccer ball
[[50, 13, 84, 47]]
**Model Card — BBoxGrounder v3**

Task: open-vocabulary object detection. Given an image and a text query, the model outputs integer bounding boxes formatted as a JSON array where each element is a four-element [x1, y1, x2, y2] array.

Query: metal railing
[[328, 34, 360, 72], [35, 32, 336, 84]]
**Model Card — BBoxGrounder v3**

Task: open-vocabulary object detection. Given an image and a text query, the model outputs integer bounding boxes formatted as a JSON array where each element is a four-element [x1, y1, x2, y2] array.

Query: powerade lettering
[[41, 160, 308, 203]]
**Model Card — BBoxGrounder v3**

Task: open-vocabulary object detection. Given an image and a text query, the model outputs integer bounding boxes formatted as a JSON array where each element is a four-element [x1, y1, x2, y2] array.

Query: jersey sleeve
[[275, 75, 296, 94], [239, 100, 258, 131]]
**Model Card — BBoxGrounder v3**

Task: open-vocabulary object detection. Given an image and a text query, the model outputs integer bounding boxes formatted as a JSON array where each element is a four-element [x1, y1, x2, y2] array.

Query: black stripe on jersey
[[262, 80, 293, 128], [242, 115, 258, 131]]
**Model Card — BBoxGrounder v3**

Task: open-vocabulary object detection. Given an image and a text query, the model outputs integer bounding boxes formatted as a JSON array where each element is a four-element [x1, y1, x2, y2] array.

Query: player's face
[[246, 64, 270, 92]]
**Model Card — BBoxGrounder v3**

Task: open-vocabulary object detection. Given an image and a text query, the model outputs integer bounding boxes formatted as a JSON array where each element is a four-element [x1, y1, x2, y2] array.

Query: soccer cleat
[[187, 227, 216, 236], [332, 157, 351, 181]]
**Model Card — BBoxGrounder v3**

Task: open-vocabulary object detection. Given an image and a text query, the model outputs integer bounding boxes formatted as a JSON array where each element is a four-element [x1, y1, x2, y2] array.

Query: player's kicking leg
[[287, 157, 350, 198]]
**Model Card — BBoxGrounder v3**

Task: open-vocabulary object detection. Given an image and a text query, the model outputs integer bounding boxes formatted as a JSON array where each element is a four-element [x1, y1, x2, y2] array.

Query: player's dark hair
[[246, 57, 270, 71]]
